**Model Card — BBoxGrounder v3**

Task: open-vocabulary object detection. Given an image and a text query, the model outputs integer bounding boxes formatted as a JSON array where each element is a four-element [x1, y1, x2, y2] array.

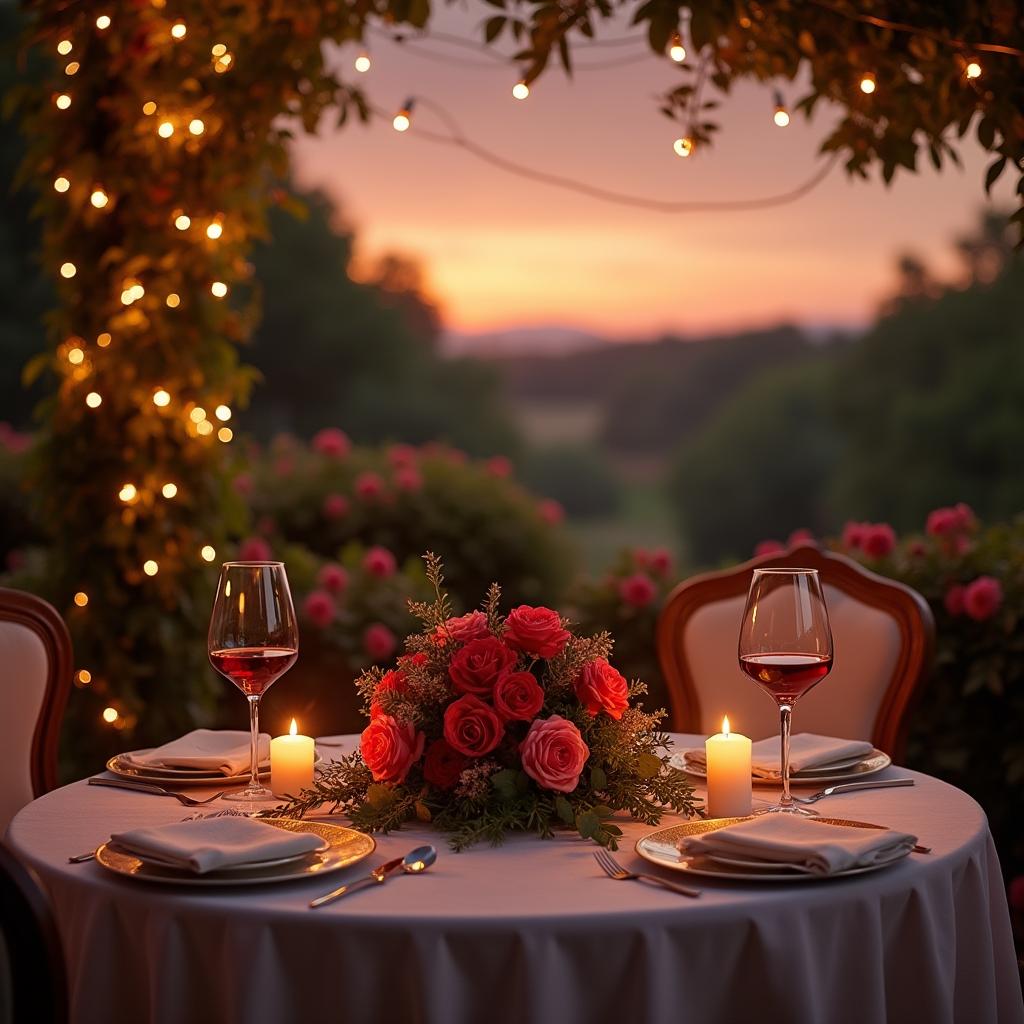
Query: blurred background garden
[[2, 0, 1022, 910]]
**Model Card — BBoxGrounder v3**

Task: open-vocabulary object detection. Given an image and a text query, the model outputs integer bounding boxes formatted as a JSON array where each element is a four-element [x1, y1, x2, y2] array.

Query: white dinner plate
[[636, 816, 912, 882], [113, 836, 330, 874], [670, 749, 892, 786], [95, 819, 375, 887]]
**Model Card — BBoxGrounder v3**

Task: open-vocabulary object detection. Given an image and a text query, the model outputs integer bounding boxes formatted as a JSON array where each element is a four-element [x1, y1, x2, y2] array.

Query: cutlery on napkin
[[109, 816, 326, 874], [119, 729, 271, 776], [684, 733, 875, 778], [676, 815, 917, 875]]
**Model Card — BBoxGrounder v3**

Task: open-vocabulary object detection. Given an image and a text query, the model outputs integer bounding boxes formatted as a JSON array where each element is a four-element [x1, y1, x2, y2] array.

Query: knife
[[309, 857, 404, 908]]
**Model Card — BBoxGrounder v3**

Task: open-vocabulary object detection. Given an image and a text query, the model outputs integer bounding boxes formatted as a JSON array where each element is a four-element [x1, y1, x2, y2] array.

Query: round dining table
[[7, 734, 1023, 1024]]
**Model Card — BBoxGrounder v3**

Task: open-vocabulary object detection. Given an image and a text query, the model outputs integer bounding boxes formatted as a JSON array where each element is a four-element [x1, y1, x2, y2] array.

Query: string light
[[214, 404, 231, 421], [96, 332, 111, 348], [512, 81, 529, 100], [120, 281, 144, 304], [85, 391, 102, 408], [174, 212, 191, 230], [143, 560, 159, 576], [859, 72, 876, 94], [161, 482, 178, 498], [60, 261, 76, 278], [170, 21, 187, 39], [772, 91, 790, 127], [201, 545, 216, 562], [102, 707, 118, 723], [965, 59, 982, 79], [668, 34, 686, 62], [142, 100, 157, 116], [393, 100, 414, 131], [213, 52, 233, 73], [57, 40, 72, 56], [189, 118, 205, 136], [77, 669, 92, 684], [206, 219, 223, 239], [95, 15, 111, 30], [196, 419, 214, 436], [55, 93, 71, 110], [189, 407, 206, 423], [166, 293, 181, 308], [217, 426, 233, 443], [90, 187, 109, 208], [73, 591, 89, 607], [158, 120, 174, 138], [211, 281, 228, 298], [211, 43, 227, 57], [67, 346, 85, 365], [118, 483, 138, 502], [53, 175, 70, 192], [153, 388, 171, 407], [355, 51, 371, 73], [673, 136, 694, 158], [65, 61, 80, 76]]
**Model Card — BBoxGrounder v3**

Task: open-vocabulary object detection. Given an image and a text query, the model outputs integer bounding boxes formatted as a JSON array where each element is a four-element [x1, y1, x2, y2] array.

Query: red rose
[[363, 623, 397, 662], [311, 428, 351, 459], [370, 668, 408, 718], [943, 585, 965, 617], [360, 714, 424, 784], [317, 563, 348, 595], [303, 590, 335, 629], [926, 506, 961, 537], [647, 548, 672, 576], [574, 658, 629, 720], [754, 539, 784, 557], [422, 739, 468, 789], [355, 472, 384, 501], [395, 467, 422, 492], [963, 576, 1003, 622], [443, 694, 504, 757], [862, 523, 896, 559], [787, 528, 815, 547], [619, 573, 657, 609], [503, 606, 570, 659], [493, 671, 544, 722], [238, 536, 272, 561], [539, 499, 564, 525], [485, 455, 513, 478], [388, 444, 417, 467], [448, 637, 517, 697], [363, 546, 397, 578], [322, 494, 349, 520], [841, 521, 867, 550], [520, 715, 589, 793], [434, 610, 490, 645]]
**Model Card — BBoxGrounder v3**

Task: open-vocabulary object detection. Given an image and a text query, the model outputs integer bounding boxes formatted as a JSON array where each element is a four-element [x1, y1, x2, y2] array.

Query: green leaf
[[491, 768, 519, 799], [366, 783, 396, 809], [592, 804, 612, 819], [590, 766, 607, 790], [554, 795, 575, 824], [576, 810, 600, 839], [637, 752, 662, 779]]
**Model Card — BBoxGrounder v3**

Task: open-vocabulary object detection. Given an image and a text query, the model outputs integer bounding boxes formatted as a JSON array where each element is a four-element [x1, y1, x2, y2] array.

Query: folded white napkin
[[120, 729, 271, 776], [676, 815, 916, 876], [685, 733, 875, 778], [110, 816, 327, 874]]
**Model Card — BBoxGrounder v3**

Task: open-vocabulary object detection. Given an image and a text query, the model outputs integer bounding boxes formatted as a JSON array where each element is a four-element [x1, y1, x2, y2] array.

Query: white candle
[[705, 716, 752, 818], [271, 718, 315, 797]]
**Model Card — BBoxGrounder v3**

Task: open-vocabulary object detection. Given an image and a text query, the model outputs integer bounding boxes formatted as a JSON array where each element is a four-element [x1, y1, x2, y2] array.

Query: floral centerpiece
[[271, 555, 700, 849]]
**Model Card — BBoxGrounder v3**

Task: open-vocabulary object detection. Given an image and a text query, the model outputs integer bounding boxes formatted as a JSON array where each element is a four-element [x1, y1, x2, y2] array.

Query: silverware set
[[593, 848, 700, 897], [87, 776, 227, 806]]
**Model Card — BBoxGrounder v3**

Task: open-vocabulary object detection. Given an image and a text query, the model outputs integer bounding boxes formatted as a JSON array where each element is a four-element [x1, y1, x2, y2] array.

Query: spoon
[[309, 845, 437, 908]]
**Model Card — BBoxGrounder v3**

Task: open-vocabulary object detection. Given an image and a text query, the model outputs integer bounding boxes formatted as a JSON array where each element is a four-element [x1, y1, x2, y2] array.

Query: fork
[[87, 776, 227, 806], [789, 778, 915, 805], [593, 849, 700, 898]]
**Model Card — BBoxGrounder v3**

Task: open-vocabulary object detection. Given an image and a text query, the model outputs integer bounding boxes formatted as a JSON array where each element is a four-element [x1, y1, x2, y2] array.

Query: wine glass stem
[[779, 703, 793, 808], [248, 695, 261, 791]]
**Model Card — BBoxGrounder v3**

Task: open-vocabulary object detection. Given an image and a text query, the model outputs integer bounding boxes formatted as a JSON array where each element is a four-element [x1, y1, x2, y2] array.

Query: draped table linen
[[7, 734, 1023, 1024]]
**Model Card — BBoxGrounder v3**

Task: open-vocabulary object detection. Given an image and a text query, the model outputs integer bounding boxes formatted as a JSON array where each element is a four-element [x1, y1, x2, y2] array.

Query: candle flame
[[289, 718, 298, 736], [722, 715, 730, 737]]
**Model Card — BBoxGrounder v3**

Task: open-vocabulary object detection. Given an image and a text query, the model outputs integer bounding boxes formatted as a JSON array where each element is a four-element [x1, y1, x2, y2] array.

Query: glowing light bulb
[[170, 21, 186, 39], [166, 293, 181, 308], [214, 53, 233, 73], [354, 52, 371, 73], [161, 482, 178, 498], [214, 404, 231, 421], [201, 545, 216, 562], [859, 73, 876, 94], [74, 591, 89, 607], [65, 61, 80, 75], [189, 118, 205, 135], [68, 347, 85, 365], [102, 707, 118, 723], [673, 136, 694, 158], [97, 332, 111, 347], [773, 107, 790, 127], [143, 560, 159, 576], [77, 669, 92, 684], [668, 34, 686, 62], [512, 81, 529, 100], [965, 60, 982, 79], [55, 93, 71, 110], [206, 219, 223, 239], [57, 39, 72, 55], [60, 261, 76, 278], [196, 419, 214, 436], [90, 188, 109, 208], [118, 483, 137, 502], [393, 111, 411, 132], [174, 213, 191, 230], [85, 391, 102, 408], [211, 43, 227, 57], [153, 388, 171, 407], [95, 15, 111, 30], [158, 120, 174, 138], [190, 407, 206, 423], [217, 426, 233, 443], [142, 100, 157, 115], [211, 281, 228, 298], [54, 176, 70, 192]]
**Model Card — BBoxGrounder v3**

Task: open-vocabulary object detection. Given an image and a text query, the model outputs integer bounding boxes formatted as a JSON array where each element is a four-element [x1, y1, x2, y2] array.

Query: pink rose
[[926, 506, 959, 537], [539, 499, 564, 525], [232, 472, 254, 496], [619, 573, 657, 609], [387, 444, 418, 468], [370, 668, 409, 718], [647, 548, 672, 576], [238, 536, 272, 561], [394, 467, 422, 492], [943, 585, 965, 617], [953, 503, 977, 532], [963, 576, 1003, 622], [363, 546, 397, 578], [485, 455, 513, 478], [317, 563, 348, 595], [520, 715, 589, 793], [322, 493, 350, 520], [360, 714, 424, 784], [787, 527, 815, 547], [754, 539, 784, 557], [443, 694, 504, 757], [841, 521, 867, 550], [355, 472, 385, 501], [303, 590, 335, 629], [434, 610, 490, 645], [862, 523, 896, 559], [363, 623, 397, 662], [907, 540, 928, 558], [449, 637, 517, 697], [311, 427, 351, 459], [493, 670, 545, 722], [574, 657, 629, 720], [503, 605, 570, 659]]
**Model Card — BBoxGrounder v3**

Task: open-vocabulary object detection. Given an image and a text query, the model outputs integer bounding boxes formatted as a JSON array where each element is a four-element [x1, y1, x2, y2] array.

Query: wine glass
[[738, 568, 833, 815], [209, 562, 298, 804]]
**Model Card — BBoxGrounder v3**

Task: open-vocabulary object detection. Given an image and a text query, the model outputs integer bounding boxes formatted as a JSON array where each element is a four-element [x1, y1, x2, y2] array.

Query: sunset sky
[[292, 10, 1015, 340]]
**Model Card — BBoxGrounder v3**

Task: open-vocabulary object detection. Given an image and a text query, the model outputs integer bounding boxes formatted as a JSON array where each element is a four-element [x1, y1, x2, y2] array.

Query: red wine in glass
[[209, 647, 298, 697], [739, 653, 833, 704]]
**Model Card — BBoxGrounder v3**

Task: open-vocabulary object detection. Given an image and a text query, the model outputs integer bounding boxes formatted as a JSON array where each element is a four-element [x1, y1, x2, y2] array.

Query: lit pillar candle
[[705, 716, 752, 818], [271, 719, 315, 797]]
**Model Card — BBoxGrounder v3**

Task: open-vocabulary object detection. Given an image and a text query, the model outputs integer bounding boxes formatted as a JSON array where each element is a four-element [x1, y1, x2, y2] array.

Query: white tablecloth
[[7, 735, 1023, 1024]]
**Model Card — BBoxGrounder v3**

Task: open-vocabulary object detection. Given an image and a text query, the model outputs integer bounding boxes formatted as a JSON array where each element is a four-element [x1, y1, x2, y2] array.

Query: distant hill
[[441, 327, 610, 359]]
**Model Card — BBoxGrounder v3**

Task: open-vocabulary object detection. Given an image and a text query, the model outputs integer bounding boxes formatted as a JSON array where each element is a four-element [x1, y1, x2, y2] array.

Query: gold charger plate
[[636, 816, 912, 882], [106, 751, 323, 787], [670, 749, 892, 787], [95, 819, 375, 887]]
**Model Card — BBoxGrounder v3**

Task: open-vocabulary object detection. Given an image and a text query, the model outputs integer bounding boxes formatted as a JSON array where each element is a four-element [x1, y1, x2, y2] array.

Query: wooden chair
[[0, 589, 72, 833], [656, 545, 935, 760], [0, 842, 68, 1024]]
